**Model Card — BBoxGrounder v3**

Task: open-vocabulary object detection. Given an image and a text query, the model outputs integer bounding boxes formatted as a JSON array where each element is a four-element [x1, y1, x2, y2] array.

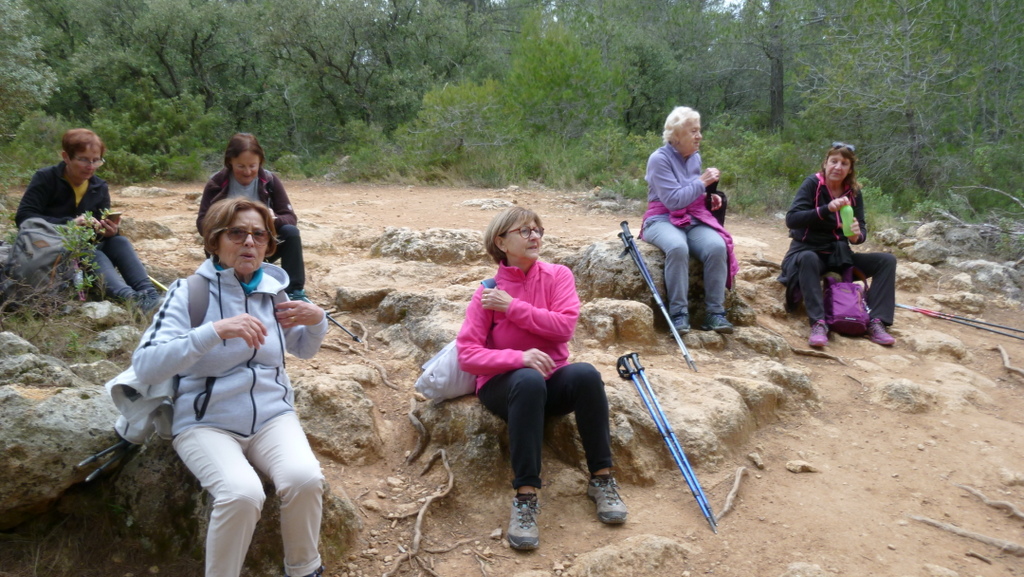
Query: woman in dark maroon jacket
[[197, 133, 307, 300]]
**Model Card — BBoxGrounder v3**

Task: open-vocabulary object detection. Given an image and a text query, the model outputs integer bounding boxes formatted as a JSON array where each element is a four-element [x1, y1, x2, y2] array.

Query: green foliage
[[90, 81, 224, 182], [57, 215, 101, 293], [0, 0, 57, 135]]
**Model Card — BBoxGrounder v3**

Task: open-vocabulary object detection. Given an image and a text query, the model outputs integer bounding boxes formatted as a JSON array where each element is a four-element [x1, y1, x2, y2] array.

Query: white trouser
[[173, 412, 324, 577]]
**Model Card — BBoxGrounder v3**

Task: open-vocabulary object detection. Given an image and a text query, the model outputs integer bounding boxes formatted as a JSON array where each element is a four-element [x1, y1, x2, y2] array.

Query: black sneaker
[[507, 493, 540, 550], [700, 313, 734, 334], [285, 566, 324, 577], [587, 475, 628, 524]]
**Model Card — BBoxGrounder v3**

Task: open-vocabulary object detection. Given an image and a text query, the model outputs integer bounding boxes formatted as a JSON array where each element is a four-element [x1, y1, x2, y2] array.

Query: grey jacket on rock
[[132, 259, 327, 437]]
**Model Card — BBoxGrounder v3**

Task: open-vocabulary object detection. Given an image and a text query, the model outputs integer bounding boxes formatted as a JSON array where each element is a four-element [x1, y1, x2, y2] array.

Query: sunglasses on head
[[832, 141, 856, 152], [221, 227, 270, 246]]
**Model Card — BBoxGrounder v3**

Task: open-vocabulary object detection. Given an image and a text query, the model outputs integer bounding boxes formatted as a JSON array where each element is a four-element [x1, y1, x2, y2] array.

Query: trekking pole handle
[[619, 221, 634, 242], [616, 354, 637, 379], [629, 352, 645, 373]]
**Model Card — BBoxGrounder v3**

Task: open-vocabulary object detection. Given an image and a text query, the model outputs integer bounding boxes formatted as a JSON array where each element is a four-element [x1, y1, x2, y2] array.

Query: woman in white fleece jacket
[[132, 197, 328, 577]]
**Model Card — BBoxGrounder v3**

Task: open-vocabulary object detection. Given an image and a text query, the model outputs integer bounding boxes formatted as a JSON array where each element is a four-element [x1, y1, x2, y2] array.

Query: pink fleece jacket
[[456, 260, 579, 392]]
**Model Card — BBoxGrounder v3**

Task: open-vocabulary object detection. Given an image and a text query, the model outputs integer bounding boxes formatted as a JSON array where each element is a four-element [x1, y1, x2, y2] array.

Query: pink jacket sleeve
[[456, 286, 523, 377], [503, 265, 578, 341]]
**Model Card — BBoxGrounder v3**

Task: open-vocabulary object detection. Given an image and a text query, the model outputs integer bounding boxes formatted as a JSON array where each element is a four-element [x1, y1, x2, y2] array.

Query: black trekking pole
[[292, 293, 362, 343], [896, 304, 1024, 342], [618, 221, 697, 372], [77, 438, 137, 482], [616, 353, 717, 533]]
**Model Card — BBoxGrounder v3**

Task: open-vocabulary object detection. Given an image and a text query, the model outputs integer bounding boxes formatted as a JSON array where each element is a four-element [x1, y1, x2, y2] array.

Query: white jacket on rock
[[131, 259, 327, 437]]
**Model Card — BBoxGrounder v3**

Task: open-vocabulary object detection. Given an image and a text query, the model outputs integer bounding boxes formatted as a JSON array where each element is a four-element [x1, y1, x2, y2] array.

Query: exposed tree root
[[715, 466, 747, 522], [908, 515, 1024, 556], [966, 550, 993, 564], [406, 398, 430, 464], [995, 345, 1024, 379], [955, 484, 1024, 521], [329, 338, 402, 390], [381, 450, 455, 577], [791, 347, 847, 365]]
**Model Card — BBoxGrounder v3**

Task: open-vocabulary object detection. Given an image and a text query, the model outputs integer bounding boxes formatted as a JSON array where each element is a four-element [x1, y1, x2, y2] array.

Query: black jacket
[[16, 163, 110, 227], [196, 168, 296, 234]]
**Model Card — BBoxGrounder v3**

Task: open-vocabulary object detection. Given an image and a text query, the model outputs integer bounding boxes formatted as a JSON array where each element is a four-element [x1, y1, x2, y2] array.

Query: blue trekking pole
[[617, 352, 717, 533], [618, 221, 697, 372]]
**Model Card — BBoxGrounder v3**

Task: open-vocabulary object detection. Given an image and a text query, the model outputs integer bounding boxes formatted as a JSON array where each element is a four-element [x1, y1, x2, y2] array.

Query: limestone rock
[[565, 534, 695, 577], [779, 562, 830, 577], [86, 326, 143, 356], [0, 385, 119, 529], [294, 366, 384, 465], [929, 291, 985, 314], [118, 218, 174, 241], [903, 240, 949, 265], [116, 186, 176, 198], [370, 227, 486, 264], [0, 332, 38, 356], [69, 359, 123, 386], [334, 286, 395, 312], [578, 298, 658, 347], [871, 379, 937, 413], [77, 301, 132, 330], [902, 329, 970, 362]]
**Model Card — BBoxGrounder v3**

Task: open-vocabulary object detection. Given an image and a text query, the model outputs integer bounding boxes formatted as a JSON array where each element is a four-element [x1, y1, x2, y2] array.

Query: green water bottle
[[839, 205, 855, 237]]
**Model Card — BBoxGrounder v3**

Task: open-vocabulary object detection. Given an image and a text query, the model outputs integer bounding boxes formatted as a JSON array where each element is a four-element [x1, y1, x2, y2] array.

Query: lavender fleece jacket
[[456, 260, 579, 392]]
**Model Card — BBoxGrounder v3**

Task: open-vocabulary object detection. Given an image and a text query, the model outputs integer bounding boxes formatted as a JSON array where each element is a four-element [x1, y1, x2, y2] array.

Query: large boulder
[[565, 534, 696, 577], [0, 382, 119, 529], [293, 365, 384, 465], [370, 227, 486, 265]]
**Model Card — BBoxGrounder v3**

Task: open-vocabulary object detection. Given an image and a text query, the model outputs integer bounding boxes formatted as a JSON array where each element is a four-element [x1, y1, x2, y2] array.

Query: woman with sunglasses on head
[[778, 142, 897, 348], [456, 207, 627, 552], [132, 197, 328, 577], [197, 133, 308, 301], [15, 128, 160, 311], [643, 106, 739, 335]]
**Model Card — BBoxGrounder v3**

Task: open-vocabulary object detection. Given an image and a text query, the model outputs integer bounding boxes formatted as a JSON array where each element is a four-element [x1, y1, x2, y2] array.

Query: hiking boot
[[867, 319, 895, 346], [700, 313, 734, 334], [671, 313, 690, 334], [808, 320, 829, 347], [285, 566, 324, 577], [287, 289, 313, 303], [507, 493, 540, 550], [587, 475, 628, 524]]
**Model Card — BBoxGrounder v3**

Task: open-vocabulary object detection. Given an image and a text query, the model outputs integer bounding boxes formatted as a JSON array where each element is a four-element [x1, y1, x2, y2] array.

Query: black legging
[[477, 363, 613, 490], [266, 224, 305, 293]]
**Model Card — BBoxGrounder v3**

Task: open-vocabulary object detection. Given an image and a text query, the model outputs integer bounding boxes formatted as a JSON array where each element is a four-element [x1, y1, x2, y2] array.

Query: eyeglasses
[[501, 226, 545, 239], [73, 157, 105, 167], [220, 227, 270, 246], [831, 142, 856, 152]]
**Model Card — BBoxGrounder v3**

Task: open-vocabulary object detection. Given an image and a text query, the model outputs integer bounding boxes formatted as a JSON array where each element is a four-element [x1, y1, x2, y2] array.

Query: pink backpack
[[823, 269, 870, 336]]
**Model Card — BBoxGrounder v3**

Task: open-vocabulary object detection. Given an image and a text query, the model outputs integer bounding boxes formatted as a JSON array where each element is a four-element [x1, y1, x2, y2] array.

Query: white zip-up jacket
[[132, 259, 327, 437]]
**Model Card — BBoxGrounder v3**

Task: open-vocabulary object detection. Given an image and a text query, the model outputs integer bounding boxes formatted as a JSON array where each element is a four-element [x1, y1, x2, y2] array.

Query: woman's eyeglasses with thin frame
[[220, 227, 271, 246], [501, 226, 545, 239], [831, 142, 855, 152], [73, 157, 105, 167]]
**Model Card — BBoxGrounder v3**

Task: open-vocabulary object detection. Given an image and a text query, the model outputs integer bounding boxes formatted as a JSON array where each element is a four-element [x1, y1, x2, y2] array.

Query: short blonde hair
[[484, 207, 542, 264], [201, 197, 279, 258], [662, 107, 700, 145]]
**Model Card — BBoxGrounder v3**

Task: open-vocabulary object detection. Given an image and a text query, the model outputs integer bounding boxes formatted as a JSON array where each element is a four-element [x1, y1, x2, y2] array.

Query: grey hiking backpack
[[0, 218, 76, 305]]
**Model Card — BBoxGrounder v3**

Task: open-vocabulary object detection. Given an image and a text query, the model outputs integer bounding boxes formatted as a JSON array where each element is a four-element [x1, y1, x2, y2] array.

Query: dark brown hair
[[62, 129, 105, 158], [821, 144, 861, 192], [202, 197, 278, 258], [223, 133, 265, 170]]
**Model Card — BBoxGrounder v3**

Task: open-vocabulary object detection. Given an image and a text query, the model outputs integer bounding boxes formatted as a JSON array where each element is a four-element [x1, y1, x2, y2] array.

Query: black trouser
[[266, 224, 305, 293], [792, 250, 897, 325], [94, 235, 155, 299], [478, 363, 613, 490]]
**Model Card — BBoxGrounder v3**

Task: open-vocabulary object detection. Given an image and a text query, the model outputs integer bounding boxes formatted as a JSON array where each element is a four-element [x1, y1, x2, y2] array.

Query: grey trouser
[[643, 219, 728, 317]]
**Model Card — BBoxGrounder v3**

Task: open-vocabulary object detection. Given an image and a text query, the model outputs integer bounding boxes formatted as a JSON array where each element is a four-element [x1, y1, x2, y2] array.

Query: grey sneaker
[[285, 566, 324, 577], [587, 476, 628, 524], [701, 313, 734, 334], [507, 494, 540, 550], [671, 313, 690, 334]]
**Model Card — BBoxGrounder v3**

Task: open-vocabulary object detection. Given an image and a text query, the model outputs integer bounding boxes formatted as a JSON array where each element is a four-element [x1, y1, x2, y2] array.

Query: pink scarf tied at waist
[[641, 199, 739, 289]]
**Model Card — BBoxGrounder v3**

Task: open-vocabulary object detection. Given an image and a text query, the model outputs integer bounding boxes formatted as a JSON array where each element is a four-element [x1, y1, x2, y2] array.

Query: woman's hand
[[827, 196, 851, 213], [275, 300, 325, 329], [847, 218, 862, 240], [700, 167, 721, 187], [708, 193, 723, 211], [522, 348, 555, 377], [213, 314, 268, 349], [97, 218, 118, 238], [480, 288, 513, 313]]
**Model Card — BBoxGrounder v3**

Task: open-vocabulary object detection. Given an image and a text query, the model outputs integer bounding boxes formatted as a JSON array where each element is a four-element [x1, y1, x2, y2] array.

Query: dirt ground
[[108, 181, 1024, 577]]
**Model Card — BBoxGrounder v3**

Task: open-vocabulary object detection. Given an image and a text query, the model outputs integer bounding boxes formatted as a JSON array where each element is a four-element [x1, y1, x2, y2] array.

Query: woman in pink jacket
[[456, 207, 627, 551]]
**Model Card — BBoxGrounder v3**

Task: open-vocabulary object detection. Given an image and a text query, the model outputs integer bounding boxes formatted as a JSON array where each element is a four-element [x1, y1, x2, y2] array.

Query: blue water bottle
[[839, 205, 855, 237]]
